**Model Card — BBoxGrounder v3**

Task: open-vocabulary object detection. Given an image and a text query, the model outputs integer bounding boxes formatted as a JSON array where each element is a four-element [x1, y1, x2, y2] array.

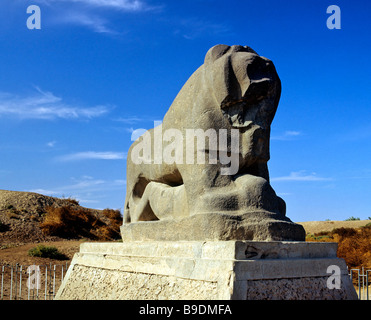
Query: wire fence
[[1, 263, 69, 300], [0, 263, 370, 300]]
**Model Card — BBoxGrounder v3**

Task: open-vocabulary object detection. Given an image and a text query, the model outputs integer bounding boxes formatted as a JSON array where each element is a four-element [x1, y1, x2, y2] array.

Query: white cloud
[[46, 141, 57, 147], [32, 0, 160, 34], [64, 176, 126, 191], [285, 131, 301, 137], [42, 0, 150, 11], [271, 130, 302, 141], [57, 151, 127, 161], [28, 188, 61, 196], [28, 175, 126, 208], [271, 171, 332, 182], [112, 117, 162, 139], [173, 17, 232, 40], [114, 116, 162, 124], [78, 199, 101, 205], [114, 116, 144, 124], [29, 177, 106, 195], [277, 192, 293, 196], [0, 87, 110, 120], [113, 179, 127, 185], [72, 0, 147, 11], [65, 178, 106, 191], [60, 12, 118, 34]]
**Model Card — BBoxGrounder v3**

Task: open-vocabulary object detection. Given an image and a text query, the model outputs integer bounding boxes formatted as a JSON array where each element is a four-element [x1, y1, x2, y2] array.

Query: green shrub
[[306, 233, 333, 242], [345, 216, 360, 221], [28, 245, 68, 260]]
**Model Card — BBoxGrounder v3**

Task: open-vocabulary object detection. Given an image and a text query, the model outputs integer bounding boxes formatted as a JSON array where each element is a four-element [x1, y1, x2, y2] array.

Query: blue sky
[[1, 0, 370, 222]]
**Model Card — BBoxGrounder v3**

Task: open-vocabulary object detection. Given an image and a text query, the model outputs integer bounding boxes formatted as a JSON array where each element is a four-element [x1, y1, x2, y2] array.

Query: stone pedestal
[[121, 212, 306, 242], [55, 241, 357, 300]]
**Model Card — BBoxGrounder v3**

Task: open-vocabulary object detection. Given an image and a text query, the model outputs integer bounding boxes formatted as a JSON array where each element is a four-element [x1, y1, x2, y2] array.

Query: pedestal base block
[[55, 241, 357, 300]]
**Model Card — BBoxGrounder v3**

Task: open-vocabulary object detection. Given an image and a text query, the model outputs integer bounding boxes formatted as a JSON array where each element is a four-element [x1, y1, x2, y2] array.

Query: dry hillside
[[299, 220, 371, 270], [298, 220, 370, 234], [0, 189, 122, 245]]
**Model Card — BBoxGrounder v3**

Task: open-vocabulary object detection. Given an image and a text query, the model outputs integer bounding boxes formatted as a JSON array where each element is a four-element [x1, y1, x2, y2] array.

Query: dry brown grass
[[40, 206, 122, 241], [306, 225, 371, 269]]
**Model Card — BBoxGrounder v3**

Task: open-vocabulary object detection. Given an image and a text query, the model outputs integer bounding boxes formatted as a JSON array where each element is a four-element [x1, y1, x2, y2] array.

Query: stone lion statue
[[121, 44, 305, 241]]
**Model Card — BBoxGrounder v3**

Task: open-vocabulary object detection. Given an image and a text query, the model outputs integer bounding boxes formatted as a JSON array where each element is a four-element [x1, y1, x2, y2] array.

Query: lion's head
[[201, 45, 282, 180], [204, 44, 281, 131]]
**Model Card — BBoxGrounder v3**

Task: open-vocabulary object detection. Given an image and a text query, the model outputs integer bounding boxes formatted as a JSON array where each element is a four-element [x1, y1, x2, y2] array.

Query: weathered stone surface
[[57, 266, 219, 300], [55, 241, 358, 300], [245, 277, 352, 300], [122, 44, 305, 241], [121, 212, 305, 242]]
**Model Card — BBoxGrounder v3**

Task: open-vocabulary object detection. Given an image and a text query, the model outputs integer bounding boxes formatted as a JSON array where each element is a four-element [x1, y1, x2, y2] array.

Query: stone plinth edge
[[55, 241, 358, 300]]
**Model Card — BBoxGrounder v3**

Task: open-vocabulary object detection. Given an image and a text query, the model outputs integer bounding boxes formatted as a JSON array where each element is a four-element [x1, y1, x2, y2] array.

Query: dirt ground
[[0, 239, 117, 300], [0, 240, 83, 266]]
